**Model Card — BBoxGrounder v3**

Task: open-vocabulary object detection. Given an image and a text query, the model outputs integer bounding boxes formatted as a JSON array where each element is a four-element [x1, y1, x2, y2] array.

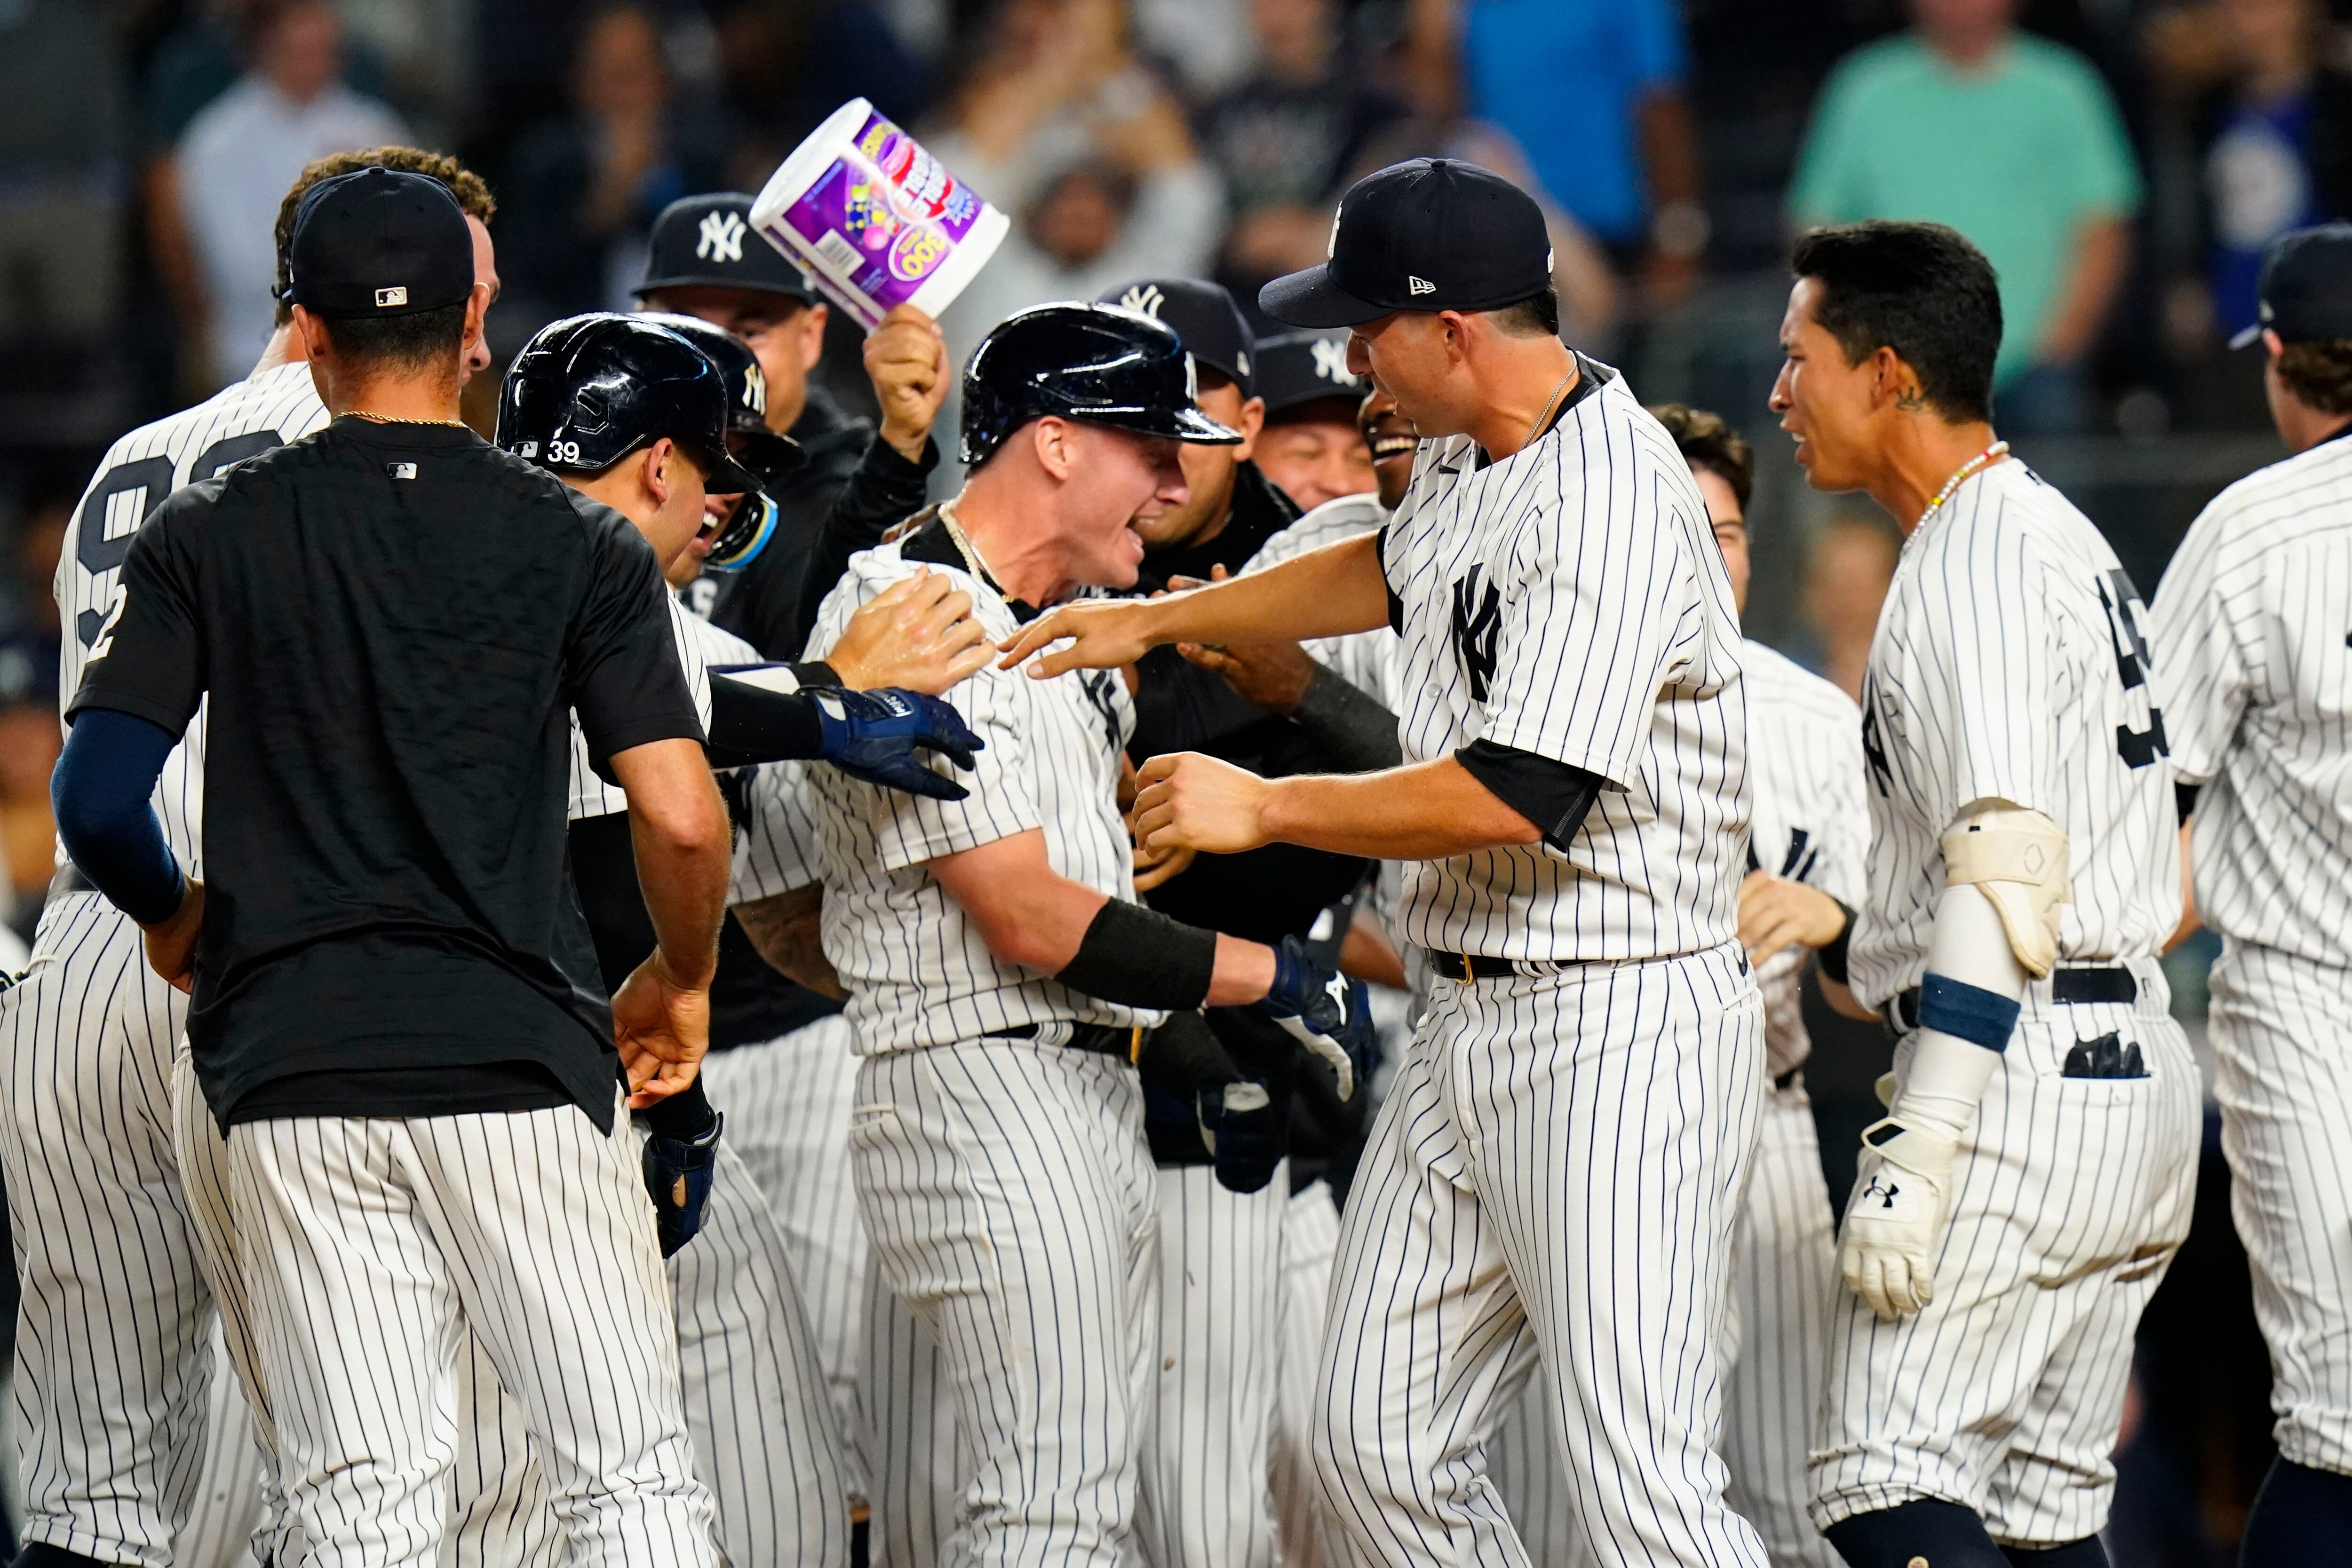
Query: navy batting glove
[[644, 1110, 723, 1258], [813, 687, 984, 801], [1197, 1082, 1284, 1195], [1257, 934, 1373, 1101]]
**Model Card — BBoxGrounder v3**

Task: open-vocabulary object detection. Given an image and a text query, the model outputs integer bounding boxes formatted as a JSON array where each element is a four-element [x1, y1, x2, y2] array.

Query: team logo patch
[[1119, 283, 1166, 317], [1311, 337, 1352, 383], [743, 361, 768, 416], [375, 286, 407, 308], [1407, 275, 1436, 296], [1449, 565, 1502, 702], [386, 461, 418, 480], [697, 210, 747, 264]]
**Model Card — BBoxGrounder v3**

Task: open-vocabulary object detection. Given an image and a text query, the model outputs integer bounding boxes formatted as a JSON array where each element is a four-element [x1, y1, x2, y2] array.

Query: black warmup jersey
[[71, 417, 702, 1131]]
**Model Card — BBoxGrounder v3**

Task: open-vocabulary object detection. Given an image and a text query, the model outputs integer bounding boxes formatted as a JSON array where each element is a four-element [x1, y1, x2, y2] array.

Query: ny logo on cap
[[1327, 206, 1343, 259], [1311, 338, 1352, 382], [1185, 353, 1199, 401], [1407, 276, 1435, 296], [1119, 283, 1166, 317], [376, 286, 408, 308], [743, 361, 768, 416], [697, 210, 747, 264]]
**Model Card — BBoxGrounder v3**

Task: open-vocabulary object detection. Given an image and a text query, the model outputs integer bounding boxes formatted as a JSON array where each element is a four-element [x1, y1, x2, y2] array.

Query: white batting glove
[[1839, 1117, 1959, 1321]]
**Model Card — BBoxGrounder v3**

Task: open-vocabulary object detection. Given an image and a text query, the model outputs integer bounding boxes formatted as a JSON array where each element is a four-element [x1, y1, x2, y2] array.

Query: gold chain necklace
[[346, 410, 470, 430], [934, 500, 1000, 596], [1919, 440, 2009, 524]]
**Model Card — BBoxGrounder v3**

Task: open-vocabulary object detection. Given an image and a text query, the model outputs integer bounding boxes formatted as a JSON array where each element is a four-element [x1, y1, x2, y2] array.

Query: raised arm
[[998, 531, 1391, 678]]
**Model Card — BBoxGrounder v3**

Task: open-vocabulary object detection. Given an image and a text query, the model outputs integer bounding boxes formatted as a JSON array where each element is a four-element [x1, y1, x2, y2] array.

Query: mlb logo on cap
[[377, 287, 408, 308]]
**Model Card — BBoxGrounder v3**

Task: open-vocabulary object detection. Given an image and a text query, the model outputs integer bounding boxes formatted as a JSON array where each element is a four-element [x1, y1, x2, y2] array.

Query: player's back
[[1851, 460, 2181, 1003], [2152, 434, 2352, 963], [55, 362, 326, 875]]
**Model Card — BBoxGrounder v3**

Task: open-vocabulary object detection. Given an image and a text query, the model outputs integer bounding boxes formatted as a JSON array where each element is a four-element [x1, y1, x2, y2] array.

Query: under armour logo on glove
[[1257, 935, 1374, 1101], [697, 210, 747, 263], [813, 687, 985, 800], [1862, 1173, 1901, 1210]]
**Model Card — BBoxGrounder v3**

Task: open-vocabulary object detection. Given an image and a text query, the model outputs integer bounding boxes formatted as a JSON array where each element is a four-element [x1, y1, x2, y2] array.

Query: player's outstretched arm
[[607, 736, 731, 1106], [1129, 752, 1550, 862], [998, 531, 1391, 678]]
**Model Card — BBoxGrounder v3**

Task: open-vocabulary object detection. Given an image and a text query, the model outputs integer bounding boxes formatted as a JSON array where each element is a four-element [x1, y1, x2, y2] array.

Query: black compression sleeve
[[1290, 664, 1404, 773], [1818, 897, 1856, 986], [1055, 899, 1218, 1010], [705, 671, 827, 768], [1454, 739, 1605, 853], [639, 1075, 717, 1138], [2176, 782, 2201, 824]]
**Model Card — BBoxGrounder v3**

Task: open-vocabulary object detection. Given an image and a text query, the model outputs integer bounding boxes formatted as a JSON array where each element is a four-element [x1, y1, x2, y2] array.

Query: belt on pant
[[1423, 947, 1576, 982], [1884, 963, 2138, 1035], [984, 1022, 1144, 1061]]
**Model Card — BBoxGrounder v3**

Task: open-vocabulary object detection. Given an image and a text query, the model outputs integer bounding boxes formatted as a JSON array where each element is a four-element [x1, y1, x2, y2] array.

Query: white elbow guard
[[1940, 804, 2071, 979]]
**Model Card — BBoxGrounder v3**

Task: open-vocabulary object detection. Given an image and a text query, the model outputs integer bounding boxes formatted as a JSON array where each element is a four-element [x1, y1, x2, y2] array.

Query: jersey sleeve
[[860, 661, 1041, 873], [67, 483, 210, 735], [564, 512, 706, 765], [1475, 451, 1697, 790], [731, 760, 824, 902], [2148, 497, 2251, 788], [1813, 697, 1872, 911]]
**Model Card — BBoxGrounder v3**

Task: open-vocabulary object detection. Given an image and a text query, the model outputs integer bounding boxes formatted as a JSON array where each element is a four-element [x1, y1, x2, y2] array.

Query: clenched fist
[[865, 305, 950, 462], [1131, 752, 1275, 855]]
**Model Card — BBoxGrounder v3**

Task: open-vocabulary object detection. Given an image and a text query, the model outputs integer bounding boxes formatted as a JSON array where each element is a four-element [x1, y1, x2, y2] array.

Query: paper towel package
[[750, 98, 1010, 329]]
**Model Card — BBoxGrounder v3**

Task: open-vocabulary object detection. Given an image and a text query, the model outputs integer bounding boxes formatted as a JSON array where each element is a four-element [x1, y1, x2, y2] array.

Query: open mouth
[[1369, 432, 1416, 461]]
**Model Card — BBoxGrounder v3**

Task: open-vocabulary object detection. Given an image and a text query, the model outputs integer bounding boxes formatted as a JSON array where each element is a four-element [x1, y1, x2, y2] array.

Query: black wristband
[[1056, 899, 1218, 1010], [1292, 665, 1404, 774], [705, 672, 827, 768], [791, 660, 844, 691], [2176, 781, 2201, 824], [639, 1075, 717, 1140], [1817, 896, 1856, 986]]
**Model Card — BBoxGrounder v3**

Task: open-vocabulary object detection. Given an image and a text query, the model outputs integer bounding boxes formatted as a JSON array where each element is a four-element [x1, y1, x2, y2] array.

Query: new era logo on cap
[[376, 286, 408, 308], [1407, 276, 1435, 296]]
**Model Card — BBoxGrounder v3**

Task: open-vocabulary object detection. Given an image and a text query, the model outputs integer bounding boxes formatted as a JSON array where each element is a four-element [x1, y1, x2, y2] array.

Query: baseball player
[[1484, 404, 1863, 1568], [2149, 223, 2352, 1566], [4, 146, 497, 1568], [1770, 221, 2197, 1567], [796, 301, 1367, 1568], [1004, 158, 1770, 1568], [1248, 330, 1380, 512]]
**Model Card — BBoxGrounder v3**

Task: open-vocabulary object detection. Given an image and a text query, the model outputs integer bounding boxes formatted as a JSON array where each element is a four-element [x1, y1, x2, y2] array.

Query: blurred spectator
[[2151, 0, 2352, 352], [1801, 513, 1900, 703], [161, 0, 408, 388], [1132, 0, 1256, 100], [1791, 0, 2139, 435], [1197, 0, 1407, 314], [1407, 0, 1705, 302], [0, 0, 127, 348], [497, 4, 730, 336]]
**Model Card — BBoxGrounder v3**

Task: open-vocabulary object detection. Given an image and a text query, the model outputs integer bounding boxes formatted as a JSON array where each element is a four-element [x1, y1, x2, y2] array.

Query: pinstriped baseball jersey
[[2150, 434, 2352, 964], [1742, 640, 1869, 1078], [567, 598, 740, 820], [55, 362, 326, 875], [1244, 491, 1401, 710], [1849, 460, 2183, 1007], [1378, 359, 1751, 960], [802, 541, 1165, 1051], [731, 757, 824, 903]]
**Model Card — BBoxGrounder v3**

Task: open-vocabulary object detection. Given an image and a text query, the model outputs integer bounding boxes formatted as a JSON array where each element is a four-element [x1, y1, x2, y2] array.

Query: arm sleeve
[[1454, 739, 1605, 852], [1905, 519, 2064, 825], [2148, 501, 2250, 788], [790, 435, 938, 646], [564, 517, 707, 767], [1476, 451, 1697, 790], [1289, 664, 1404, 773], [67, 493, 207, 736], [51, 707, 185, 925], [730, 760, 824, 903]]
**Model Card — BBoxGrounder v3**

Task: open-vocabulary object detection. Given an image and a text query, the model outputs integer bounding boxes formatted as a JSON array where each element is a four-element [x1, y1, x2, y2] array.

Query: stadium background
[[0, 0, 2317, 1560]]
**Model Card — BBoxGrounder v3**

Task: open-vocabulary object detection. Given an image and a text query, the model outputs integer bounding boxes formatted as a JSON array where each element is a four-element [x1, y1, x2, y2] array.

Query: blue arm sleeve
[[51, 707, 187, 926]]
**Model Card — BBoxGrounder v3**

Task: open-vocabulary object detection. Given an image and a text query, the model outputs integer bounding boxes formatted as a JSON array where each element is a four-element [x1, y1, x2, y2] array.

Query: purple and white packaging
[[749, 98, 1009, 329]]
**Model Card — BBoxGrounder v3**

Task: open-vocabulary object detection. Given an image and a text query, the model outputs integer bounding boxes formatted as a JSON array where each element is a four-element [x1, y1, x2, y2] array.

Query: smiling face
[[1130, 378, 1257, 552], [1063, 423, 1190, 589], [1770, 276, 1887, 496], [1357, 386, 1417, 508], [1255, 409, 1375, 511]]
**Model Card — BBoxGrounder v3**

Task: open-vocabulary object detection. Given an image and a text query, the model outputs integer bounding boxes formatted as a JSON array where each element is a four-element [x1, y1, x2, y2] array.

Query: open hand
[[1839, 1119, 1957, 1320], [826, 568, 992, 695], [613, 950, 711, 1108], [998, 596, 1168, 679]]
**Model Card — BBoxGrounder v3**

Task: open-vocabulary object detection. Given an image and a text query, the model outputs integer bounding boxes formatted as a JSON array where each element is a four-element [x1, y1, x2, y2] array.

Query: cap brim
[[636, 272, 814, 302], [736, 428, 806, 483], [1080, 406, 1245, 446], [2228, 322, 2267, 350], [1259, 265, 1390, 329], [697, 445, 767, 497]]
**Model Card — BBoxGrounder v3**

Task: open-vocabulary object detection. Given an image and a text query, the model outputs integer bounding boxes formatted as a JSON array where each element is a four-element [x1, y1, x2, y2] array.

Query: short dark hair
[[2274, 338, 2352, 413], [1789, 222, 2001, 425], [320, 301, 469, 374], [1485, 286, 1560, 341], [1649, 403, 1753, 511]]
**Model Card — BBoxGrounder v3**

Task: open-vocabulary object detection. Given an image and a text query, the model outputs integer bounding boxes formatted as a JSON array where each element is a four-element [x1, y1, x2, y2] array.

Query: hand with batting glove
[[814, 687, 983, 801], [1256, 934, 1373, 1101], [1839, 1116, 1959, 1320], [643, 1109, 724, 1258], [1197, 1081, 1285, 1194]]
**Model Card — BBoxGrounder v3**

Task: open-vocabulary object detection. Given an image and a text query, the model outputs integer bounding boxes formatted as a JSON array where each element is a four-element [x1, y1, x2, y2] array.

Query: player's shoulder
[[1918, 459, 2103, 575], [818, 508, 1004, 641], [1248, 492, 1388, 573], [2185, 435, 2352, 563]]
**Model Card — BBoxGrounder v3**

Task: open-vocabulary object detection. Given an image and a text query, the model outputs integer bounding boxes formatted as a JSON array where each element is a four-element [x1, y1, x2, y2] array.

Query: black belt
[[984, 1022, 1144, 1061], [1423, 948, 1573, 982], [1772, 1067, 1802, 1092], [1886, 964, 2139, 1034]]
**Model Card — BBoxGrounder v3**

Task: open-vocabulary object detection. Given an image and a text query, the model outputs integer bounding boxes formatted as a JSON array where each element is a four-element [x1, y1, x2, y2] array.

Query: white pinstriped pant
[[219, 1094, 719, 1568], [849, 1040, 1160, 1568], [1487, 1074, 1841, 1568], [2209, 941, 2352, 1476], [0, 893, 255, 1568], [1272, 1183, 1342, 1568], [1312, 943, 1770, 1568], [1809, 961, 2198, 1547]]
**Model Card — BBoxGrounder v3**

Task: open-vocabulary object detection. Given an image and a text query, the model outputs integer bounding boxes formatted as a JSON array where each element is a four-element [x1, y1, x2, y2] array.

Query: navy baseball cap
[[1098, 277, 1256, 394], [638, 193, 818, 304], [1261, 159, 1553, 328], [285, 166, 473, 319], [2231, 223, 2352, 348], [1255, 330, 1368, 419]]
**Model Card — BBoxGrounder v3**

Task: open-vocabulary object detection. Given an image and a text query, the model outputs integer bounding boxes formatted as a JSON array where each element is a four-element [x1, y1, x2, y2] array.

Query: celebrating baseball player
[[2150, 222, 2352, 1568], [795, 301, 1367, 1568], [1002, 158, 1770, 1568], [1770, 220, 2197, 1568]]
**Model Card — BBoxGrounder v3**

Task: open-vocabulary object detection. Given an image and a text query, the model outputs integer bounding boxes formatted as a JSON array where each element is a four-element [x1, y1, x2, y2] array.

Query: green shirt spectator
[[1792, 28, 2139, 391]]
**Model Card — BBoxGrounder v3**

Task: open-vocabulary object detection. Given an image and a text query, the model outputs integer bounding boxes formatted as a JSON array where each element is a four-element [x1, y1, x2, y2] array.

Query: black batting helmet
[[959, 302, 1242, 468], [497, 313, 763, 497], [633, 312, 806, 571]]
